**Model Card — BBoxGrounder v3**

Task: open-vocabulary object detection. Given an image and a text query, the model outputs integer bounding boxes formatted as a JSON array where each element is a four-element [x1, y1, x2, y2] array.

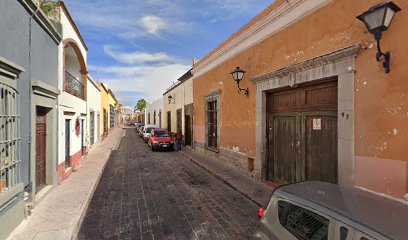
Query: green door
[[304, 113, 338, 183], [266, 79, 338, 184], [268, 113, 297, 183]]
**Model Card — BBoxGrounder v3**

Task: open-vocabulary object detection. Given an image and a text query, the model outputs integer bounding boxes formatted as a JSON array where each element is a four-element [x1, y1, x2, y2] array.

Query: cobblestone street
[[78, 128, 259, 240]]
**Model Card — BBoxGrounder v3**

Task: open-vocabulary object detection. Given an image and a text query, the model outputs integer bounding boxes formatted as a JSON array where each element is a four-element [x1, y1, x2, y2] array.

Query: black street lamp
[[357, 2, 401, 73], [168, 95, 174, 104], [230, 67, 249, 95]]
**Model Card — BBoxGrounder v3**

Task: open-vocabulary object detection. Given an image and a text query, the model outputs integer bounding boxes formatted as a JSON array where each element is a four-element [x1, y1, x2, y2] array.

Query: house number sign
[[313, 118, 322, 130]]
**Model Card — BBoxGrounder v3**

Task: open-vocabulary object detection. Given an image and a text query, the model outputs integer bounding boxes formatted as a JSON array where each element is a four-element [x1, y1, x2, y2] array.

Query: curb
[[70, 128, 124, 240], [177, 150, 263, 207]]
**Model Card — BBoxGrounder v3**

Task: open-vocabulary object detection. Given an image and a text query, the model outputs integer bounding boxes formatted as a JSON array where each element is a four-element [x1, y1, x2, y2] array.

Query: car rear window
[[154, 131, 169, 137], [278, 201, 329, 240], [145, 127, 155, 133]]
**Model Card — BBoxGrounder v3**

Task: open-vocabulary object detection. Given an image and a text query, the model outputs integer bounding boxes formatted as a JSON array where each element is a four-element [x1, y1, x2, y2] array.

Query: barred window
[[0, 82, 21, 193], [110, 105, 115, 128], [206, 100, 217, 148], [176, 109, 182, 134]]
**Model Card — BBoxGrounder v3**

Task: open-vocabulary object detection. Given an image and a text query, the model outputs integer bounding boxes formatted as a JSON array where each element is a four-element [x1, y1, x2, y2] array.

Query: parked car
[[142, 125, 158, 142], [135, 123, 144, 132], [138, 126, 145, 137], [148, 129, 174, 151], [254, 181, 408, 240]]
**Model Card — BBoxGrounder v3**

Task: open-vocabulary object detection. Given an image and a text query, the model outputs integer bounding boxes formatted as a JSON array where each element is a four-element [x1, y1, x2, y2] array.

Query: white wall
[[58, 94, 87, 165], [145, 97, 164, 127], [163, 77, 193, 134], [57, 6, 88, 166], [87, 76, 101, 148]]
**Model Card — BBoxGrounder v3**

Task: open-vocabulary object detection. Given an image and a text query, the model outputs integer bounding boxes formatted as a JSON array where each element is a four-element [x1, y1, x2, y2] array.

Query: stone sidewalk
[[7, 128, 124, 240], [177, 147, 275, 207]]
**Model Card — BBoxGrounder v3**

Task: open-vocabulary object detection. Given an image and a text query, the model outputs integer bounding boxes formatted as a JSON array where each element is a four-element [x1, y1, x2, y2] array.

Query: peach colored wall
[[193, 0, 408, 199], [355, 156, 407, 199]]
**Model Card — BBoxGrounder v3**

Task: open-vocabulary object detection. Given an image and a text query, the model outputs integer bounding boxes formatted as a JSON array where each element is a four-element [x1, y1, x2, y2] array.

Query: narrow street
[[78, 128, 259, 240]]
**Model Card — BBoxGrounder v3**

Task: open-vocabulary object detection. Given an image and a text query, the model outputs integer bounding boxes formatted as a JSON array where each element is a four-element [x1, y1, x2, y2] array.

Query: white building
[[57, 3, 88, 182], [145, 97, 164, 128], [163, 69, 193, 146], [86, 75, 101, 150]]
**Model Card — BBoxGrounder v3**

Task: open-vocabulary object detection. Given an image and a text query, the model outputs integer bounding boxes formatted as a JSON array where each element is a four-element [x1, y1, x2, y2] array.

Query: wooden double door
[[267, 80, 338, 184], [35, 108, 47, 192]]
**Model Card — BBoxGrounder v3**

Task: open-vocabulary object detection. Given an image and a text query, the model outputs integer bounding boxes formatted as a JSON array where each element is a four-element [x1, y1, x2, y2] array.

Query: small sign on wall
[[313, 118, 322, 130]]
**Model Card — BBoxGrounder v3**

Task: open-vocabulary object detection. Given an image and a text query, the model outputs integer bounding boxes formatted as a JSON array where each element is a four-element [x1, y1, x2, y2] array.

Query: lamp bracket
[[237, 82, 249, 96], [374, 31, 391, 73]]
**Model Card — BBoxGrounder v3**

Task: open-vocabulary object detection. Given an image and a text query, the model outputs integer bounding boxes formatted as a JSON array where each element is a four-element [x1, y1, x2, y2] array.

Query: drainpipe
[[27, 6, 40, 197]]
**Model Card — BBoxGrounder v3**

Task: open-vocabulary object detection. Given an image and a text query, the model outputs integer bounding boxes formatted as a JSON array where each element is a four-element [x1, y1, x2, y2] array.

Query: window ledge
[[0, 183, 24, 208]]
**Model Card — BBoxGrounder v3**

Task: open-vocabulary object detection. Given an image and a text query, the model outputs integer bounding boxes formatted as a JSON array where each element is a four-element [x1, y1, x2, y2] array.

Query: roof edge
[[60, 1, 88, 51]]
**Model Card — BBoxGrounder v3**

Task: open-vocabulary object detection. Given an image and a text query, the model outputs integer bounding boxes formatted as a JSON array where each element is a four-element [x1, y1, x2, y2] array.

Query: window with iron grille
[[176, 109, 182, 134], [206, 100, 217, 148], [159, 110, 162, 128], [278, 201, 329, 240], [167, 111, 171, 132], [0, 78, 21, 194], [110, 105, 115, 128]]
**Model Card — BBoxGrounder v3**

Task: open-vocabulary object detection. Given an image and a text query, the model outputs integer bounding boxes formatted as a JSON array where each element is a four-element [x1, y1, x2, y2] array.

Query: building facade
[[145, 97, 164, 128], [57, 2, 88, 182], [86, 76, 101, 150], [99, 83, 109, 138], [0, 0, 61, 238], [108, 89, 118, 129], [192, 0, 408, 201], [163, 69, 194, 145]]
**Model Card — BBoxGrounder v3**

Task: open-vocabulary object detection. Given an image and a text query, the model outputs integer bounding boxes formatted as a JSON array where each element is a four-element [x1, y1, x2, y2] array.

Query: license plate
[[162, 144, 168, 147]]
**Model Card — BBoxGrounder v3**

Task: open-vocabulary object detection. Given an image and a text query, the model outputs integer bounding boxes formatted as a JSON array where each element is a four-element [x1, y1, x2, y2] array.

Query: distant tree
[[135, 99, 147, 111]]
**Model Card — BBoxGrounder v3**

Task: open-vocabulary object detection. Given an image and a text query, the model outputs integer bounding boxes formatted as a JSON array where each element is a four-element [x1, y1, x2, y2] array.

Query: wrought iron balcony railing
[[65, 71, 84, 99]]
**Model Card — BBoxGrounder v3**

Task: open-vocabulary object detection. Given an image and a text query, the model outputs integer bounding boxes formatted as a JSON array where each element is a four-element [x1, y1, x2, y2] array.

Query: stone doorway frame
[[252, 44, 361, 185]]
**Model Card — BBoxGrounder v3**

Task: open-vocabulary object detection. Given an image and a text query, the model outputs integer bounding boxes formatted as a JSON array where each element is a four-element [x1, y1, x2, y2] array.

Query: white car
[[255, 181, 408, 240], [142, 125, 158, 142]]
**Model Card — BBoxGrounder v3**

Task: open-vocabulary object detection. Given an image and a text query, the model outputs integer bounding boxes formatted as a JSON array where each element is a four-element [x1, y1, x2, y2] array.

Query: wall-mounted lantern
[[168, 94, 175, 104], [230, 67, 249, 95], [357, 1, 401, 73]]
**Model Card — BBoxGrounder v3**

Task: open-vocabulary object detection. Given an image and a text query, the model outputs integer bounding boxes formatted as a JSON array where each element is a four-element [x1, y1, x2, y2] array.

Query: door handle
[[296, 141, 301, 148]]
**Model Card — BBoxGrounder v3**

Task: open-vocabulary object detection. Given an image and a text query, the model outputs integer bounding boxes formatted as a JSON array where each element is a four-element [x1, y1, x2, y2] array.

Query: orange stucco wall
[[193, 0, 408, 199]]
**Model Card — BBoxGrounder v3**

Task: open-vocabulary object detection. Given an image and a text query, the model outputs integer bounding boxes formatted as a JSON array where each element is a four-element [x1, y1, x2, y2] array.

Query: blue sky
[[64, 0, 273, 107]]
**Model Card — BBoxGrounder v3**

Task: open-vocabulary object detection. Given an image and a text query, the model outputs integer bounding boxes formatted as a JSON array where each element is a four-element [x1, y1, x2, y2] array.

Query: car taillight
[[257, 207, 265, 219]]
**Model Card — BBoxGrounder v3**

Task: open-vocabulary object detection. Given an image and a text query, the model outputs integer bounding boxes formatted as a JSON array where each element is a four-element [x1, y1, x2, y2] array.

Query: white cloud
[[100, 63, 191, 101], [139, 15, 167, 35], [97, 46, 191, 101], [103, 45, 173, 65]]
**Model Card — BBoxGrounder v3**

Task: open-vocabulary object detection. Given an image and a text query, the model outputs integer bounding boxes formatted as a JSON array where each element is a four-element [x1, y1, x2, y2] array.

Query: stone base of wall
[[193, 140, 261, 180], [57, 162, 67, 183], [0, 198, 25, 240], [57, 147, 88, 183]]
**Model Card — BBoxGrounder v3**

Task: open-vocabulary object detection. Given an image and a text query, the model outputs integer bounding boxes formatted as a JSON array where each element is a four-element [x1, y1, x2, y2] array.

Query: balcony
[[64, 71, 84, 99]]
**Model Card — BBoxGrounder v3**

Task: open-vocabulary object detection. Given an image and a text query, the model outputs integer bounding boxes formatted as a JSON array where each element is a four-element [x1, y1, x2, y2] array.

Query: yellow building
[[99, 83, 109, 137], [108, 89, 118, 128]]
